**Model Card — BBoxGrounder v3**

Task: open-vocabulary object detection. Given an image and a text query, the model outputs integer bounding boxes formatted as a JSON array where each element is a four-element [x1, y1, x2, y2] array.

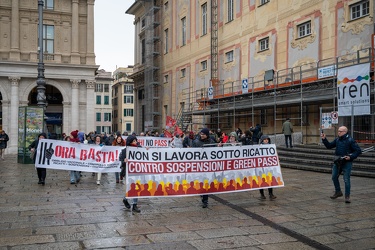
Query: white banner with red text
[[35, 139, 123, 172], [122, 136, 172, 147], [125, 144, 284, 198]]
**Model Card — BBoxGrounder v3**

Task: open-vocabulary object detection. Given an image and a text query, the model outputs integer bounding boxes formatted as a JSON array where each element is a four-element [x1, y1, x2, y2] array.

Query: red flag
[[166, 116, 176, 127], [174, 125, 183, 136], [164, 130, 173, 138]]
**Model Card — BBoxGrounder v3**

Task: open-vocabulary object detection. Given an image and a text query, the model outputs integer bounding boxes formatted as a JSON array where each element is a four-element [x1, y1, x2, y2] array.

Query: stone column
[[10, 0, 20, 60], [71, 0, 80, 64], [86, 0, 95, 64], [9, 77, 20, 154], [70, 80, 80, 130], [62, 101, 70, 135], [85, 80, 95, 133]]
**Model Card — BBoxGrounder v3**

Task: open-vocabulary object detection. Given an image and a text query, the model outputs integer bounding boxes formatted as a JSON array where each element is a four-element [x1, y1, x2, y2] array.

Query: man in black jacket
[[321, 126, 361, 203], [193, 128, 216, 208]]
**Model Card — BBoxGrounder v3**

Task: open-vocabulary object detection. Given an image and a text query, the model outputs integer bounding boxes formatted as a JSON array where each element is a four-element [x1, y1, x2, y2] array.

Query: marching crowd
[[25, 117, 361, 212], [27, 125, 276, 212]]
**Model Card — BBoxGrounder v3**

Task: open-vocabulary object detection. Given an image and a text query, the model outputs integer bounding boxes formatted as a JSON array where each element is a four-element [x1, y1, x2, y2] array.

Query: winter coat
[[322, 133, 361, 161], [0, 132, 9, 149]]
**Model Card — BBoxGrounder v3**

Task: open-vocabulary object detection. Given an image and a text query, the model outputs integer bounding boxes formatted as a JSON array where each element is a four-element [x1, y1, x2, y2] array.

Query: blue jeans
[[332, 161, 352, 197], [70, 171, 80, 183]]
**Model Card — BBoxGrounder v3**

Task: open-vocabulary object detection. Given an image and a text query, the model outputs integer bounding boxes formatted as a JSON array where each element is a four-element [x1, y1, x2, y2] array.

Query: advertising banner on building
[[337, 63, 370, 116], [35, 139, 122, 172], [125, 145, 284, 198]]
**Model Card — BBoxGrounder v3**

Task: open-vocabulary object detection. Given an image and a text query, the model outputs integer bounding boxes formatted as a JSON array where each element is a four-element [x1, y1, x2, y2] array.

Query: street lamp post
[[37, 0, 47, 108]]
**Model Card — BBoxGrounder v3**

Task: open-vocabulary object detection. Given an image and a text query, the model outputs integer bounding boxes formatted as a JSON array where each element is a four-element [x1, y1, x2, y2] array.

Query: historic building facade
[[127, 0, 374, 144], [94, 69, 113, 135], [112, 66, 135, 134], [0, 0, 98, 153]]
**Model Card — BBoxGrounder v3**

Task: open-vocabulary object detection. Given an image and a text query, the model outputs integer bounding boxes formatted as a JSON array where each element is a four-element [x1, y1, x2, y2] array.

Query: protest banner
[[122, 136, 172, 147], [35, 139, 123, 172], [125, 144, 284, 198]]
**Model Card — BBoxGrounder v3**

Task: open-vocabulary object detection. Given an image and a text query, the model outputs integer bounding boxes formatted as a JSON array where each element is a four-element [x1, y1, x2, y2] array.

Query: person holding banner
[[258, 135, 277, 200], [29, 133, 47, 185], [192, 127, 217, 208], [112, 134, 126, 183], [68, 130, 81, 184], [321, 126, 362, 203], [93, 135, 104, 185], [122, 135, 141, 213]]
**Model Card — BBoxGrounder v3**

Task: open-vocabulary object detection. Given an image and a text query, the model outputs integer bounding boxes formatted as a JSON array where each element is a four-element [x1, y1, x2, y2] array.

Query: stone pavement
[[0, 154, 374, 250]]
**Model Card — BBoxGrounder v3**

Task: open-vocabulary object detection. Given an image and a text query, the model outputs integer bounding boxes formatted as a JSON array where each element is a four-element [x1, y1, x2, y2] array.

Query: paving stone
[[0, 228, 32, 237], [64, 216, 117, 225], [56, 229, 119, 241], [195, 227, 248, 239], [338, 228, 375, 240], [257, 241, 317, 250], [0, 235, 55, 247], [35, 224, 97, 235], [310, 233, 349, 244], [147, 217, 194, 226], [126, 241, 197, 250], [188, 235, 260, 249], [83, 235, 149, 248], [250, 232, 297, 244], [214, 219, 263, 228], [10, 242, 81, 250], [335, 219, 375, 230], [167, 222, 220, 232], [240, 225, 279, 235], [98, 221, 151, 230], [327, 237, 375, 250], [118, 226, 171, 236], [293, 225, 346, 237], [146, 231, 203, 243]]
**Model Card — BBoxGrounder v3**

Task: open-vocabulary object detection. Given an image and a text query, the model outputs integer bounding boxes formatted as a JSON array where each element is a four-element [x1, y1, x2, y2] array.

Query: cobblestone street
[[0, 154, 374, 249]]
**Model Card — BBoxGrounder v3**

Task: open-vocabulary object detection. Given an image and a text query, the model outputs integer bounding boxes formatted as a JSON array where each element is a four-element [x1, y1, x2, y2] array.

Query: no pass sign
[[331, 111, 338, 124]]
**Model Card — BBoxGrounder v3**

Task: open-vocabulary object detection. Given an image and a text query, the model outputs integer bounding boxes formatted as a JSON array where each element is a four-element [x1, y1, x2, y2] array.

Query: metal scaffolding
[[180, 48, 375, 143]]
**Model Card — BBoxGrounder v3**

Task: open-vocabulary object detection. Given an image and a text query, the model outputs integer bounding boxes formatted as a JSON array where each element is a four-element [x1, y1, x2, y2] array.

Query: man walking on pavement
[[282, 118, 293, 148], [321, 126, 361, 203]]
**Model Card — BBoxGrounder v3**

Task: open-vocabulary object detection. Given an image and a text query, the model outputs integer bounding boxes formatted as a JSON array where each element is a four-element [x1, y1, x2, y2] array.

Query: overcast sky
[[94, 0, 135, 73]]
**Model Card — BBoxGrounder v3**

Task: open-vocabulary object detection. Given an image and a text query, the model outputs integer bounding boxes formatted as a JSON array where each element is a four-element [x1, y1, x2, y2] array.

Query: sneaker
[[202, 203, 208, 208], [96, 180, 100, 185], [330, 191, 343, 199], [269, 194, 277, 200], [345, 196, 351, 203], [38, 179, 42, 184], [258, 195, 266, 200], [132, 204, 141, 213], [123, 199, 131, 209], [116, 180, 119, 183], [70, 181, 75, 184]]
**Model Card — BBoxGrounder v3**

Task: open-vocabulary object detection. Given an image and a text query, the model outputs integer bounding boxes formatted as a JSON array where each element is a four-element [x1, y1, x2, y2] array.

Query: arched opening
[[28, 85, 63, 139]]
